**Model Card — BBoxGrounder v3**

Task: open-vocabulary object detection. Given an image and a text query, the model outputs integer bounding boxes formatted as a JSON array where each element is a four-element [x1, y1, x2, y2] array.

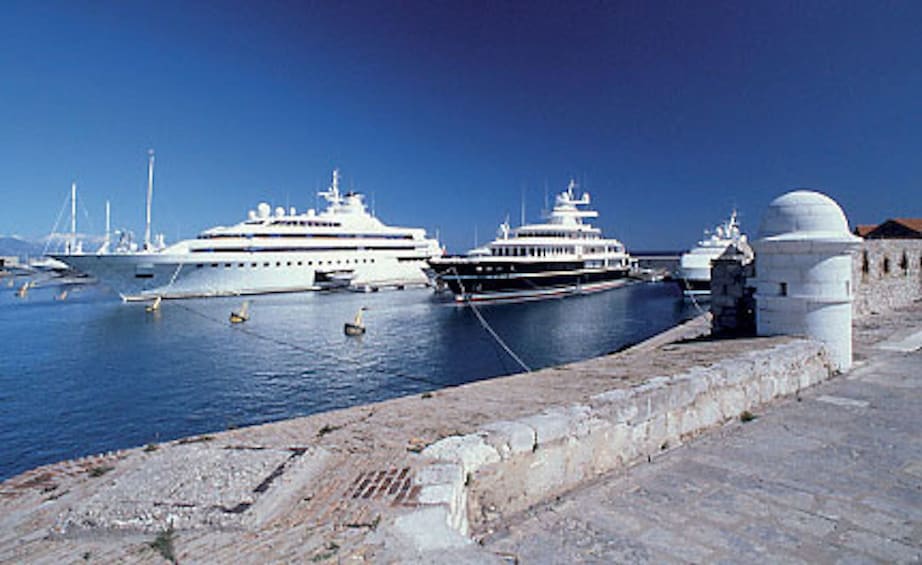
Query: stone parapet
[[414, 339, 832, 540]]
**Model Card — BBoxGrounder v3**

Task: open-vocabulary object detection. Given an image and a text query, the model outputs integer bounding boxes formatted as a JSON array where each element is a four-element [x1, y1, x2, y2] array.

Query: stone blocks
[[409, 338, 834, 538]]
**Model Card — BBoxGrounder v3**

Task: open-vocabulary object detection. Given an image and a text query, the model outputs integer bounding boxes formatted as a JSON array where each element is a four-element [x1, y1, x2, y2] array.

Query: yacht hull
[[54, 251, 431, 301], [431, 259, 630, 303]]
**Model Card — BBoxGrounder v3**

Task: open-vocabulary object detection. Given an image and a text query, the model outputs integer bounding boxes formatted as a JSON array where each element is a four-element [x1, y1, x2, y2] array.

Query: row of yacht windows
[[242, 220, 343, 227], [492, 246, 622, 257], [195, 258, 377, 269], [517, 232, 601, 239], [198, 233, 414, 240]]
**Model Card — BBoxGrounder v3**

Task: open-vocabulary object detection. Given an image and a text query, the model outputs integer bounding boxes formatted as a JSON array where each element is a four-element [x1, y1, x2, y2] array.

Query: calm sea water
[[0, 279, 694, 480]]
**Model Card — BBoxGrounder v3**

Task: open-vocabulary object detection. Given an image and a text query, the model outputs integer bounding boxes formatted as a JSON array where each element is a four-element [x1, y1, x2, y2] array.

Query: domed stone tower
[[753, 190, 862, 371]]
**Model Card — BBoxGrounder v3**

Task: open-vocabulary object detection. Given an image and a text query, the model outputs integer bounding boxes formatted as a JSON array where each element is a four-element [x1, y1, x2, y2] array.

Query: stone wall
[[710, 243, 755, 336], [415, 339, 832, 537], [852, 239, 922, 317]]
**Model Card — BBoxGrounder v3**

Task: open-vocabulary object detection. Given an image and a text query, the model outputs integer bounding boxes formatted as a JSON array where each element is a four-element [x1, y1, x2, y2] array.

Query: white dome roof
[[757, 190, 858, 242]]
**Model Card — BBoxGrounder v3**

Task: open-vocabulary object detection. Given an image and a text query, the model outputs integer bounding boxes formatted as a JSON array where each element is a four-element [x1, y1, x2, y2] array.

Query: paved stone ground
[[483, 306, 922, 563]]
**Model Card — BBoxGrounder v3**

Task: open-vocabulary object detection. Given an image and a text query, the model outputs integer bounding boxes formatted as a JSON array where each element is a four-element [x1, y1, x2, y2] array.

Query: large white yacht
[[53, 170, 441, 300], [430, 179, 633, 302], [676, 210, 746, 297]]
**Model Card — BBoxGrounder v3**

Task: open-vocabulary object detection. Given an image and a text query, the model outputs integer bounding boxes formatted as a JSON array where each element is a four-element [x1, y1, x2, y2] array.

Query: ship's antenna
[[69, 182, 77, 255], [144, 149, 155, 251], [543, 179, 549, 217], [520, 184, 526, 226]]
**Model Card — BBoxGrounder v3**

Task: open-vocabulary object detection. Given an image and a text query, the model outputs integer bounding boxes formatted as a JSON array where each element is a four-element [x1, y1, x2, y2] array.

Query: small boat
[[145, 296, 162, 312], [230, 301, 250, 323], [56, 289, 69, 301], [344, 306, 367, 336]]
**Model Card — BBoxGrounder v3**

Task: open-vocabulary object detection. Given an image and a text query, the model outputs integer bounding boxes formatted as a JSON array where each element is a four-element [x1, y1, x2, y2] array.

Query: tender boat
[[430, 179, 633, 302], [53, 169, 442, 301], [676, 210, 746, 297]]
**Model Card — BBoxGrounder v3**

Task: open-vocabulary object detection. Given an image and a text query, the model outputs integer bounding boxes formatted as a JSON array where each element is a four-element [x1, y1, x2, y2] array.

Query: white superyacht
[[676, 210, 746, 297], [54, 169, 441, 300]]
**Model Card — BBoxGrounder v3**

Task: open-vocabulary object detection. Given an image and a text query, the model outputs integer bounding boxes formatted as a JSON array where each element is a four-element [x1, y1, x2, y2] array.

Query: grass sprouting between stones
[[149, 524, 177, 564]]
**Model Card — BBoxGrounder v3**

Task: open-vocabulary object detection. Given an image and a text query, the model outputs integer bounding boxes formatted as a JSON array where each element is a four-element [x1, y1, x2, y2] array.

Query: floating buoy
[[145, 296, 162, 313], [230, 300, 250, 323], [344, 306, 367, 336]]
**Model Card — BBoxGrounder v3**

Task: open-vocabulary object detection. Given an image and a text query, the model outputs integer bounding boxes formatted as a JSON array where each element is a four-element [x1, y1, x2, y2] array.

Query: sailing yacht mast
[[144, 149, 154, 251], [69, 182, 77, 255]]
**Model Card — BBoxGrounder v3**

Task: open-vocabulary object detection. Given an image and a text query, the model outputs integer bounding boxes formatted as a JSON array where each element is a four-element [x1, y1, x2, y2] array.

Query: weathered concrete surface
[[483, 302, 922, 563]]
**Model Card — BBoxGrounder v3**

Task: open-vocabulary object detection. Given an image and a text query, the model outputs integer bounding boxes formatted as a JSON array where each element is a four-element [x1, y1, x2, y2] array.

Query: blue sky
[[1, 0, 920, 252]]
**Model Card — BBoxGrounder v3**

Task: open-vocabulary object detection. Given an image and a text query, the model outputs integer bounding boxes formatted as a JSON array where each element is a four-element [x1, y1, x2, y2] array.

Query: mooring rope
[[447, 267, 532, 373]]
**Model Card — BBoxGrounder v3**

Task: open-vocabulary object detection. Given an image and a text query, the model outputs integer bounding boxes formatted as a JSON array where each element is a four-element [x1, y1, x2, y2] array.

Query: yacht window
[[251, 263, 257, 267], [308, 261, 313, 266], [297, 261, 302, 266], [263, 262, 270, 267], [196, 264, 203, 268], [238, 263, 244, 268], [211, 263, 218, 268]]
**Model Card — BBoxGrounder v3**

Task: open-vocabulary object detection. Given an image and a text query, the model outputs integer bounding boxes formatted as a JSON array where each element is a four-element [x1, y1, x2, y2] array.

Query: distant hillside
[[0, 236, 43, 259]]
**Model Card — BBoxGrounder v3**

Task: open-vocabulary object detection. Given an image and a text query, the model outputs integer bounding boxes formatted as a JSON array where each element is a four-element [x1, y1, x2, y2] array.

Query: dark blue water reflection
[[0, 280, 694, 480]]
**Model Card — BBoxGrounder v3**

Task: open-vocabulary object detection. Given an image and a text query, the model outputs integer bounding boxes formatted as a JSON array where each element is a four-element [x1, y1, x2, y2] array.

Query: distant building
[[854, 218, 922, 239]]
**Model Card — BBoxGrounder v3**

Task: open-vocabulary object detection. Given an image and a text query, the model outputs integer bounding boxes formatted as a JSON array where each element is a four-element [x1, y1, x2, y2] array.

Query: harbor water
[[0, 280, 695, 481]]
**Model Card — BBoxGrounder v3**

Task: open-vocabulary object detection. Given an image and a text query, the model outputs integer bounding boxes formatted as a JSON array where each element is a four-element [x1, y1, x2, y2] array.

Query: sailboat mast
[[144, 149, 155, 250], [70, 182, 77, 255], [105, 200, 111, 246]]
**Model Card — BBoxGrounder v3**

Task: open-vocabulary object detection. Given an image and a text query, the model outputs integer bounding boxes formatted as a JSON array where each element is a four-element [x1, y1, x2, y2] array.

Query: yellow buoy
[[145, 296, 162, 313], [230, 300, 250, 323]]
